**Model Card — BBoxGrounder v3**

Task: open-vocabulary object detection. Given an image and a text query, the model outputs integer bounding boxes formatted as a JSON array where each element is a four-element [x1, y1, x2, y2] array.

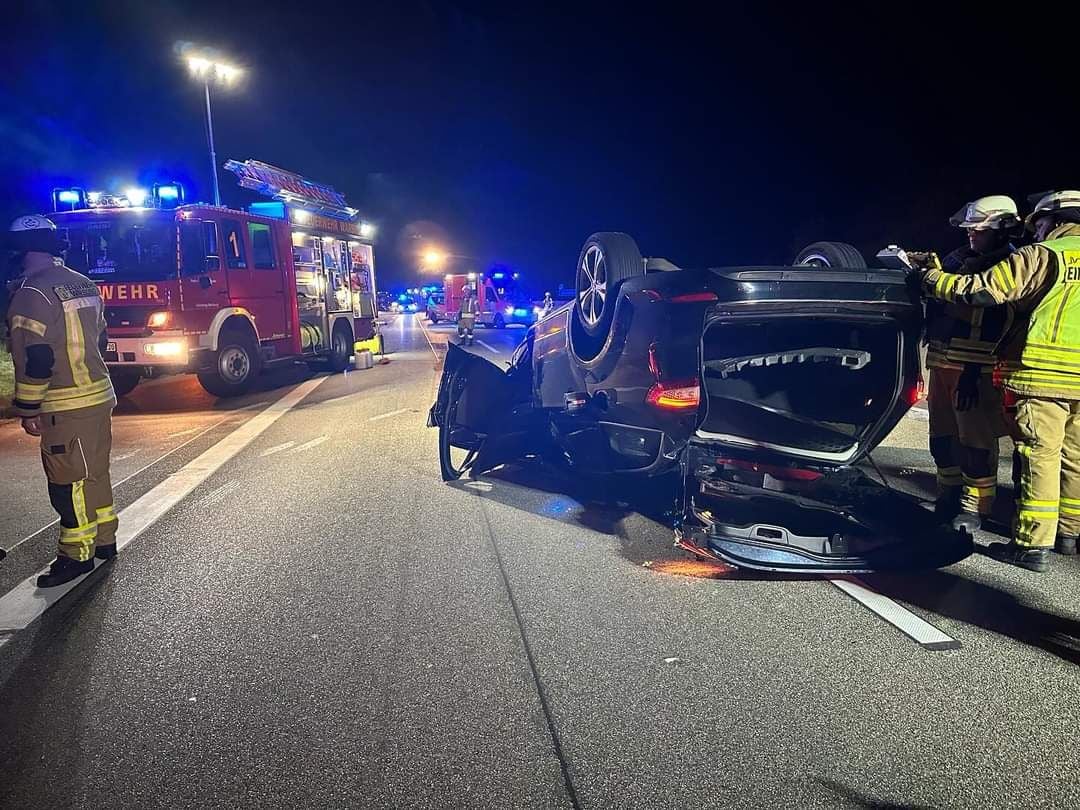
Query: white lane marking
[[260, 441, 295, 457], [414, 316, 444, 362], [830, 576, 960, 651], [368, 407, 409, 422], [906, 408, 929, 422], [168, 426, 203, 438], [476, 339, 499, 354], [196, 479, 241, 508], [290, 435, 328, 454], [3, 410, 249, 555], [0, 376, 327, 646]]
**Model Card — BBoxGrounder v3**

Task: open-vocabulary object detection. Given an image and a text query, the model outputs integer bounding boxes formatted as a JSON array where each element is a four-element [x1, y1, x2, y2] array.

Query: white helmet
[[1024, 190, 1080, 232], [949, 195, 1020, 230], [5, 214, 62, 255]]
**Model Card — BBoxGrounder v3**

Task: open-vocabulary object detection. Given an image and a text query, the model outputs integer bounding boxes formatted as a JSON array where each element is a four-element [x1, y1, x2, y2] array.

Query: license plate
[[106, 342, 117, 352]]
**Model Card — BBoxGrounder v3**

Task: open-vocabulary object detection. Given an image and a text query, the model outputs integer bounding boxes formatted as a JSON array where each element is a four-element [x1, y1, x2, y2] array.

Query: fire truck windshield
[[61, 218, 177, 281]]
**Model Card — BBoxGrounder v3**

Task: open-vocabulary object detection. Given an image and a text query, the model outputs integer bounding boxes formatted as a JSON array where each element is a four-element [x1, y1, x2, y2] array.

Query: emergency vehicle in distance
[[430, 269, 533, 327], [47, 160, 380, 398]]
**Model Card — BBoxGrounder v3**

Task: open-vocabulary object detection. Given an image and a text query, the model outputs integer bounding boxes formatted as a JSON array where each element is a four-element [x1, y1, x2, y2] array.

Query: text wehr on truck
[[47, 160, 380, 398]]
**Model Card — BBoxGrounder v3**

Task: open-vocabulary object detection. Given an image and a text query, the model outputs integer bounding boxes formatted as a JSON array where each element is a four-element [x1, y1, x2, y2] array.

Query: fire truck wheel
[[197, 329, 261, 398], [328, 323, 354, 372], [109, 371, 141, 398]]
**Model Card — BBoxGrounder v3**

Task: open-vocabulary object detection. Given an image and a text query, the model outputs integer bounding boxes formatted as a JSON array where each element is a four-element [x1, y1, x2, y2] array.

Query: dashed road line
[[260, 441, 296, 457], [830, 576, 960, 651], [476, 339, 499, 354], [0, 376, 328, 648], [368, 408, 409, 422], [290, 435, 329, 453]]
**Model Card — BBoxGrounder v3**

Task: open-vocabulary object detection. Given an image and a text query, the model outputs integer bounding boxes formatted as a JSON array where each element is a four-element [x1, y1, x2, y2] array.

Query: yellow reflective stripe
[[63, 307, 91, 388], [42, 377, 113, 403], [10, 314, 47, 336], [991, 262, 1015, 293], [96, 504, 117, 522], [1027, 341, 1080, 354], [59, 523, 97, 541], [40, 387, 116, 414], [1061, 504, 1080, 515], [933, 273, 952, 298], [14, 380, 50, 402], [1020, 499, 1058, 507], [72, 480, 89, 527], [942, 274, 960, 301]]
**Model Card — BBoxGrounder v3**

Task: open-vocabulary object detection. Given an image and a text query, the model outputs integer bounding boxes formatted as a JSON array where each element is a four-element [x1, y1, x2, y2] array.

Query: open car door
[[428, 342, 539, 481]]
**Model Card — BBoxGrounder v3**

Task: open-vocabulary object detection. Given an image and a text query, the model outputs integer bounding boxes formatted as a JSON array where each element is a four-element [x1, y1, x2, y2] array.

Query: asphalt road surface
[[1, 313, 1078, 809]]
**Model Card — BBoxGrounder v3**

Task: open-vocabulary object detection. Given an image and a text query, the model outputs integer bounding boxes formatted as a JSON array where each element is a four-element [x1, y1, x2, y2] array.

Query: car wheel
[[197, 328, 261, 398], [109, 371, 141, 398], [793, 241, 867, 269], [439, 371, 486, 481], [328, 322, 353, 372], [575, 232, 643, 340]]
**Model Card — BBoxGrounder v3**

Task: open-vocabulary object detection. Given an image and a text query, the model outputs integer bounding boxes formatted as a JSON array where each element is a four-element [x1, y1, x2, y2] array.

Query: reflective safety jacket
[[5, 259, 116, 418], [924, 244, 1015, 369], [922, 223, 1080, 399]]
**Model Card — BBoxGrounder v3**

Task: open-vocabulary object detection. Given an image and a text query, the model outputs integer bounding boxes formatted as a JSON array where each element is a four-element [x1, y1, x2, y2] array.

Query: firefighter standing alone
[[457, 284, 478, 345], [3, 215, 118, 587], [925, 196, 1019, 533], [920, 190, 1080, 571]]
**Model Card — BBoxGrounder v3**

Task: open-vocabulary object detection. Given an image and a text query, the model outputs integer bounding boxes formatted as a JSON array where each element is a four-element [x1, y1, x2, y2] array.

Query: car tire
[[328, 322, 353, 372], [109, 371, 140, 398], [197, 328, 261, 398], [575, 232, 643, 340], [793, 241, 867, 269]]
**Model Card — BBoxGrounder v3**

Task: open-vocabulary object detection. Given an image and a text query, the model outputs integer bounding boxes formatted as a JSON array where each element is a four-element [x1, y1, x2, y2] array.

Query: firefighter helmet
[[5, 215, 64, 255], [949, 196, 1021, 230], [1024, 190, 1080, 231]]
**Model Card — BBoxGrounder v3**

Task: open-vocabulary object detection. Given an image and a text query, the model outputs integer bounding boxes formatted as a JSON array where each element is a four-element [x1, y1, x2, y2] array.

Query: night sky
[[2, 2, 1076, 291]]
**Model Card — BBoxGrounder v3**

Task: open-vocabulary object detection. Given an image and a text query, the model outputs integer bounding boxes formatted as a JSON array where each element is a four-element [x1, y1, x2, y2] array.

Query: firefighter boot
[[985, 541, 1051, 573], [1056, 534, 1078, 555], [36, 556, 95, 588], [95, 543, 118, 561], [935, 488, 962, 520]]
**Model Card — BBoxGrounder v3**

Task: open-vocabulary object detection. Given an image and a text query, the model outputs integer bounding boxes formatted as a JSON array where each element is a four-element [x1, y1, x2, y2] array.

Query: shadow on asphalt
[[863, 567, 1080, 666], [456, 461, 1080, 665], [816, 778, 935, 809]]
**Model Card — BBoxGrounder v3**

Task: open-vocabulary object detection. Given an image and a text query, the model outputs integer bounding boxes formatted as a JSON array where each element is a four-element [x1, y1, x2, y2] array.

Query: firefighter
[[540, 291, 555, 318], [919, 190, 1080, 571], [924, 196, 1019, 533], [458, 284, 477, 345], [3, 215, 118, 587]]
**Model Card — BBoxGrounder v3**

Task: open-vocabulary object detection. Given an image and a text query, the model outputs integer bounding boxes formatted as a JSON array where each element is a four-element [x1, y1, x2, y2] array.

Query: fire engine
[[435, 270, 527, 328], [47, 160, 380, 398]]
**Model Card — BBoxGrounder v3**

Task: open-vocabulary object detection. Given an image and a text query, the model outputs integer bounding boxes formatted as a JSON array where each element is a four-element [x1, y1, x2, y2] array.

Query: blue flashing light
[[398, 294, 409, 302], [157, 186, 178, 200], [407, 303, 418, 312], [248, 201, 287, 220], [52, 187, 86, 211], [514, 308, 529, 317], [58, 190, 80, 204], [492, 272, 505, 280]]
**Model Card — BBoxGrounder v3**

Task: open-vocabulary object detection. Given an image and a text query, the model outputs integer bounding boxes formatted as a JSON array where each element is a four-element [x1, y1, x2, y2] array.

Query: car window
[[249, 223, 275, 270]]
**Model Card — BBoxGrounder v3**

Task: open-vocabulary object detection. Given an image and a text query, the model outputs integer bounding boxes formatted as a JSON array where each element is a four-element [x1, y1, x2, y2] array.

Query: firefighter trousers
[[39, 406, 117, 562], [927, 366, 1007, 515], [1013, 396, 1080, 549]]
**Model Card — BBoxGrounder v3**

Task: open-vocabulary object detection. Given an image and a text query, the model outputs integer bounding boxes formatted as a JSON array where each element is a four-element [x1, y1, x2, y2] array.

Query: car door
[[219, 217, 290, 342], [180, 219, 230, 328]]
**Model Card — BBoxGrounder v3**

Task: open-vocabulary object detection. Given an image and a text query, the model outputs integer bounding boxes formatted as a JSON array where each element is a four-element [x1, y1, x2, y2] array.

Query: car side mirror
[[199, 276, 213, 290], [206, 256, 221, 272]]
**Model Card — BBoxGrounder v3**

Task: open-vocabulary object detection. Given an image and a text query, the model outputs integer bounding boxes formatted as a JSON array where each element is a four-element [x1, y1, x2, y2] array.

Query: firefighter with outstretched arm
[[3, 215, 118, 587], [918, 190, 1080, 571], [924, 196, 1019, 533]]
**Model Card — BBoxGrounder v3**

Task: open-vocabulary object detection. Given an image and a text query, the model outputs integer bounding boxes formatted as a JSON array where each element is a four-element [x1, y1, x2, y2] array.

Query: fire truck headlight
[[360, 222, 376, 238], [144, 341, 185, 357], [147, 311, 171, 329], [126, 187, 148, 207], [504, 306, 514, 316]]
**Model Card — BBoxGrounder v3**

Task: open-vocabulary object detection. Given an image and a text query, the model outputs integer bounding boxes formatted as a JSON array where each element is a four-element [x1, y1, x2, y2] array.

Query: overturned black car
[[429, 232, 971, 573]]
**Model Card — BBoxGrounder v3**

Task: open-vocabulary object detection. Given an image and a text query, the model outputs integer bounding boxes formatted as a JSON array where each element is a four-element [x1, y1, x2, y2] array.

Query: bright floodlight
[[126, 187, 148, 206], [360, 222, 376, 239], [187, 54, 240, 84], [423, 249, 447, 267], [187, 56, 211, 76]]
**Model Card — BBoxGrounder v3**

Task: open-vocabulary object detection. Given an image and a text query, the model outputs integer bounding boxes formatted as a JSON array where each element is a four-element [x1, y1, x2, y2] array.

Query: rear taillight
[[646, 379, 700, 411], [905, 379, 925, 407], [716, 457, 823, 482]]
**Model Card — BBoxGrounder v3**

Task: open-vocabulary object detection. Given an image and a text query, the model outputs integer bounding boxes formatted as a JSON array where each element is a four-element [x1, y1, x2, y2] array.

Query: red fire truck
[[437, 272, 511, 328], [47, 161, 380, 397]]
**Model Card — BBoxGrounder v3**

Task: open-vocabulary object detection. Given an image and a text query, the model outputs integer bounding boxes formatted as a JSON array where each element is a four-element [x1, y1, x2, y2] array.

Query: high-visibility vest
[[1013, 236, 1080, 392]]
